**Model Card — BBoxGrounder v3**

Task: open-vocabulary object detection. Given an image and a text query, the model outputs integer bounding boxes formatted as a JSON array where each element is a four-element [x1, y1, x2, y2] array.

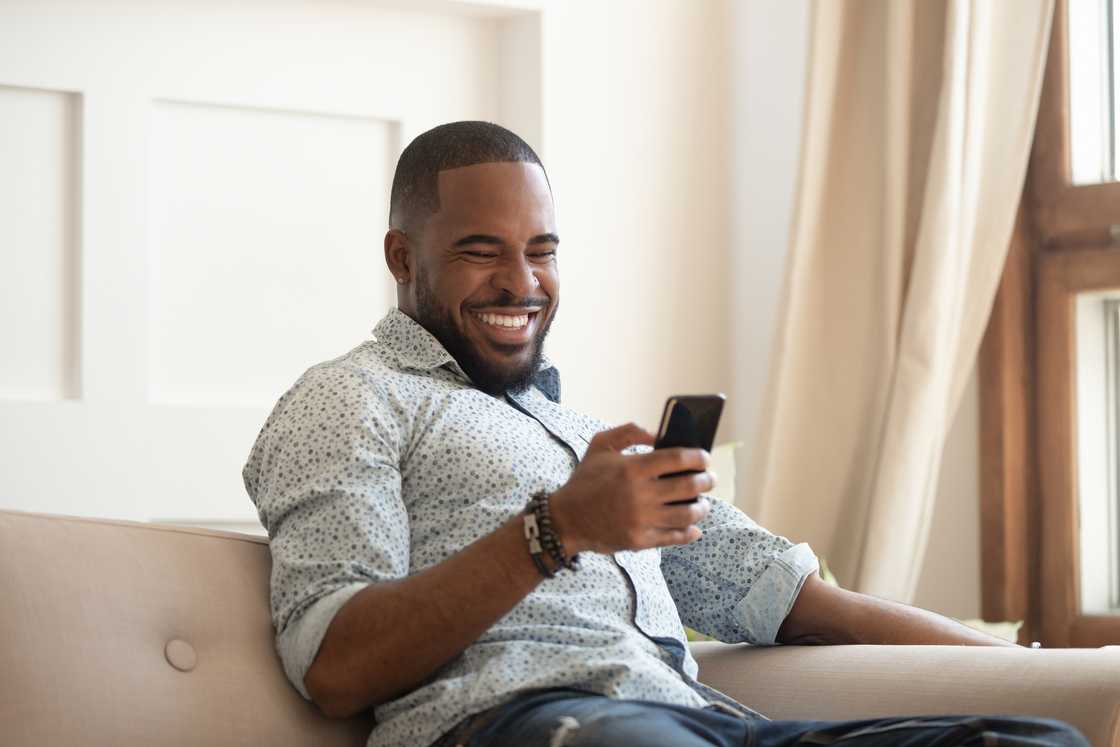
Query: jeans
[[435, 689, 1090, 747]]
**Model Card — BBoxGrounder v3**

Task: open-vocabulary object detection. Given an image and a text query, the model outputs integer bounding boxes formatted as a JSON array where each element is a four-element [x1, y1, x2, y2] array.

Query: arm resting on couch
[[777, 574, 1016, 647]]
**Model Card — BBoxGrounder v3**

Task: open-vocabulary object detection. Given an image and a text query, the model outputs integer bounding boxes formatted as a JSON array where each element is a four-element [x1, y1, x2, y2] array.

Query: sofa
[[2, 508, 1119, 746]]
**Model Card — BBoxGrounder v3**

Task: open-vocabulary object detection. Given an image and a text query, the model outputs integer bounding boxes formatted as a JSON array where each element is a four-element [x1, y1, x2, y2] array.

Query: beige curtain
[[750, 0, 1053, 601]]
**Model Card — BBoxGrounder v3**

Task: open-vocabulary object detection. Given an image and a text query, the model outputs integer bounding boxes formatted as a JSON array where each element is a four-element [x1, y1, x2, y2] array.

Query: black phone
[[654, 393, 725, 504]]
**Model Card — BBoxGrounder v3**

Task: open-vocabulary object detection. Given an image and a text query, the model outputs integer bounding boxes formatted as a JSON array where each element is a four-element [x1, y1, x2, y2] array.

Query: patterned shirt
[[242, 308, 819, 747]]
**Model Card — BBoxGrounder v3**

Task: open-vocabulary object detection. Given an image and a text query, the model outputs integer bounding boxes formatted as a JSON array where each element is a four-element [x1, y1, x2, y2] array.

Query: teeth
[[476, 312, 530, 329]]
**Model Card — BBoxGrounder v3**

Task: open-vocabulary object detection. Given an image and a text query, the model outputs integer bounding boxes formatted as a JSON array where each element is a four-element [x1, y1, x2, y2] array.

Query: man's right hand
[[549, 422, 714, 555]]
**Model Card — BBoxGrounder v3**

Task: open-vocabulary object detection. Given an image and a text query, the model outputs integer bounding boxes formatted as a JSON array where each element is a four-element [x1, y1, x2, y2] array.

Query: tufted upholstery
[[3, 508, 1119, 746], [0, 509, 374, 746]]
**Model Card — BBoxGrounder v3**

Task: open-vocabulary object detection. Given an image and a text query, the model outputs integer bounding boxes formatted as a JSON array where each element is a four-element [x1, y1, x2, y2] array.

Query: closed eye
[[460, 250, 500, 261]]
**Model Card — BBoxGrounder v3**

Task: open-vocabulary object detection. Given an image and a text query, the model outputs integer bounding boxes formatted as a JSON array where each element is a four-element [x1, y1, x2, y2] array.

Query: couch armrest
[[692, 642, 1120, 746]]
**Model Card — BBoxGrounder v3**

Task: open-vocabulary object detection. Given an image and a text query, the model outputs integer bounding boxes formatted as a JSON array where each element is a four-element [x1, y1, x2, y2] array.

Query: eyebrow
[[451, 232, 560, 248]]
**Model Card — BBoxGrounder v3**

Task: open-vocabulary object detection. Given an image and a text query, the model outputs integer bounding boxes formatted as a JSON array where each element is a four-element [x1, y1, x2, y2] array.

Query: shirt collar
[[373, 307, 456, 371], [372, 307, 561, 402]]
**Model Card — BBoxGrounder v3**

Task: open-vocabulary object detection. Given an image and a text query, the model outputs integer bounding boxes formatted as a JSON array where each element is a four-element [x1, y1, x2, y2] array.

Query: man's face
[[404, 161, 559, 396]]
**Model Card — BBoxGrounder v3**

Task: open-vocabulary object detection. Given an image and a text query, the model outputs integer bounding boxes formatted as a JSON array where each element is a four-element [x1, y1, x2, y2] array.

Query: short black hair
[[389, 121, 546, 233]]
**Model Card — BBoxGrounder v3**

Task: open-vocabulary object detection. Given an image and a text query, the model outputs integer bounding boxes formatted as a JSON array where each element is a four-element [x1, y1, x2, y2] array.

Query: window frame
[[1037, 247, 1120, 646], [981, 0, 1120, 647], [1030, 0, 1120, 247]]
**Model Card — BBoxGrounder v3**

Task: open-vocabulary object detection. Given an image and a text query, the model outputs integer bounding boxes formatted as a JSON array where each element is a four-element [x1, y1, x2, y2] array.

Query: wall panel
[[0, 85, 81, 401], [147, 100, 395, 406]]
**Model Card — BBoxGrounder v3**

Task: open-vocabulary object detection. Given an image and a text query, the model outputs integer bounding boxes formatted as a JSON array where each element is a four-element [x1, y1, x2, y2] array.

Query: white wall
[[726, 0, 811, 516], [540, 0, 734, 431]]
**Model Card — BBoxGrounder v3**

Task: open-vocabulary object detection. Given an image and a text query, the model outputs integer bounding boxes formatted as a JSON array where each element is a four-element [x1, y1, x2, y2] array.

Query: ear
[[384, 229, 411, 285]]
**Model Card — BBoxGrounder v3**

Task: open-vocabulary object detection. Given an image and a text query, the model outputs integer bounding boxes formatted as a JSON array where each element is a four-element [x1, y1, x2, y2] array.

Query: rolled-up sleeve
[[660, 498, 818, 645], [242, 363, 410, 700]]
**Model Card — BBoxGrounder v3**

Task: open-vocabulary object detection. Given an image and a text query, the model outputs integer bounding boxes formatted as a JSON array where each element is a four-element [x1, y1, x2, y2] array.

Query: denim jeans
[[434, 689, 1090, 747]]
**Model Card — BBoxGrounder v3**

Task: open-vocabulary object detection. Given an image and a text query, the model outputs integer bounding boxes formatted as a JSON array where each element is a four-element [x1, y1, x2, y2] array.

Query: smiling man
[[386, 137, 559, 398], [243, 122, 1086, 747]]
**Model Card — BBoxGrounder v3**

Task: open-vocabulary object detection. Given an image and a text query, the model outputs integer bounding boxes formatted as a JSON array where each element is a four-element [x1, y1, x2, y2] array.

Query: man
[[243, 121, 1085, 747]]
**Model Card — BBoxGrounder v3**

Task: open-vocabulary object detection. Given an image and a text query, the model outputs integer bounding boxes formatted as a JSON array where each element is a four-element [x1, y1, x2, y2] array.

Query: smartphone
[[654, 393, 725, 504]]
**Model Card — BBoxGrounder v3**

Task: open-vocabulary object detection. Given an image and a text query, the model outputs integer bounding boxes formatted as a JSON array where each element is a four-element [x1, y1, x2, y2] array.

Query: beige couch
[[2, 508, 1119, 746]]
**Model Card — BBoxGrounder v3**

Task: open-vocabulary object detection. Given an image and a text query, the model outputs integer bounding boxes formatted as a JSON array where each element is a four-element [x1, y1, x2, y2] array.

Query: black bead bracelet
[[524, 490, 580, 577]]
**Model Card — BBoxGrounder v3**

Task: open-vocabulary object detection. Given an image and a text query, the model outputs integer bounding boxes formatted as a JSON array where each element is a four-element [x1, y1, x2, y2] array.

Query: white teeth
[[476, 312, 530, 329]]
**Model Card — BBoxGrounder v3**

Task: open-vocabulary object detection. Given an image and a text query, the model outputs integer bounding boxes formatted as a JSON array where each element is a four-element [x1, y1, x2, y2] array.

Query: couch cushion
[[692, 641, 1120, 747], [0, 509, 374, 746]]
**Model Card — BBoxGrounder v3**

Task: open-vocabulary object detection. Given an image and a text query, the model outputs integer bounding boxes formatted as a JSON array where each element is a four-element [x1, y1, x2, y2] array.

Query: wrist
[[498, 515, 554, 584], [529, 490, 581, 572], [547, 487, 589, 555]]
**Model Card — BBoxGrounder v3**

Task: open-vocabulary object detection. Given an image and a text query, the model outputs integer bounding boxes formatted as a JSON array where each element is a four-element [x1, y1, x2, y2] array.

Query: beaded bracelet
[[529, 490, 580, 573]]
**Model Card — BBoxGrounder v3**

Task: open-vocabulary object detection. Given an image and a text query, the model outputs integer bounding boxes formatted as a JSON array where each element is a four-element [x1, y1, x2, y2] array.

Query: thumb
[[587, 422, 655, 453]]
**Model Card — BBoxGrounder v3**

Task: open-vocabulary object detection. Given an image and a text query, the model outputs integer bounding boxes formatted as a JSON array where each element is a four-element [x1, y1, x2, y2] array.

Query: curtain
[[749, 0, 1054, 601]]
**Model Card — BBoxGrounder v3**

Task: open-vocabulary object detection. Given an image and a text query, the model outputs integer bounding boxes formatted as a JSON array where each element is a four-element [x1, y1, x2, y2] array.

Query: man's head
[[385, 121, 559, 397]]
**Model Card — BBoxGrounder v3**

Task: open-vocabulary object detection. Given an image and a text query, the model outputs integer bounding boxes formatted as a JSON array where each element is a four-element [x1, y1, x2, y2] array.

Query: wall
[[726, 0, 811, 514], [540, 0, 734, 431]]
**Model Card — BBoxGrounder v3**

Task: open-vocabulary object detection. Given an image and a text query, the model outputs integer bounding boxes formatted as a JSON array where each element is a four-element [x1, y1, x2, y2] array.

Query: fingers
[[649, 525, 703, 547], [587, 422, 655, 453], [655, 497, 711, 530], [652, 470, 716, 504], [628, 447, 710, 479], [632, 498, 709, 550]]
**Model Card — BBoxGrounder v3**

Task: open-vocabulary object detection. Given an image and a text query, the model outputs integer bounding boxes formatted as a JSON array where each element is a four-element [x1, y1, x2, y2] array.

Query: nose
[[491, 255, 541, 299]]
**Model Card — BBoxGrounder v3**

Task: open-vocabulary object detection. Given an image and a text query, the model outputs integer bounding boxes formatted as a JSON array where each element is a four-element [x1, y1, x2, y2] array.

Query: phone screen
[[654, 394, 725, 504], [655, 395, 725, 451]]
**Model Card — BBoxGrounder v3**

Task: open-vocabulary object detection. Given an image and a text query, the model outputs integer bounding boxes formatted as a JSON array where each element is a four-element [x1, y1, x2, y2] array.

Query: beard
[[413, 266, 556, 397]]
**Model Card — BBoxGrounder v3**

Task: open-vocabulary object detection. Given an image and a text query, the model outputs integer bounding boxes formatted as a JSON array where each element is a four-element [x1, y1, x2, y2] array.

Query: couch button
[[165, 639, 197, 672]]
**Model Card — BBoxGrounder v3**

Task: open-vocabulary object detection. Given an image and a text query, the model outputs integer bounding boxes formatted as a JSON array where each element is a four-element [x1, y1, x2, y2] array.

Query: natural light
[[1069, 0, 1119, 184], [1077, 293, 1120, 613]]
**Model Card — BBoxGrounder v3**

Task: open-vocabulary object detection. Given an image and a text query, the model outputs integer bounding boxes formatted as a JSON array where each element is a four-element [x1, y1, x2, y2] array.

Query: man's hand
[[549, 423, 714, 555]]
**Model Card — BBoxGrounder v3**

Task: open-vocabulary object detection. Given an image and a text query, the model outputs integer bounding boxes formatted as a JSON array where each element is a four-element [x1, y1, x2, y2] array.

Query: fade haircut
[[389, 121, 547, 234]]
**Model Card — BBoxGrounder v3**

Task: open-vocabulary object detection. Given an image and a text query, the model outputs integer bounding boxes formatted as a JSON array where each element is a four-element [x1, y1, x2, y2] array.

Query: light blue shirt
[[243, 308, 819, 747]]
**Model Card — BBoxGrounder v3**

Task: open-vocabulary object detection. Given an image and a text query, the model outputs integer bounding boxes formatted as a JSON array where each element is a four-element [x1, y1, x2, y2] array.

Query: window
[[1068, 0, 1119, 184], [1076, 293, 1120, 613], [980, 0, 1120, 647]]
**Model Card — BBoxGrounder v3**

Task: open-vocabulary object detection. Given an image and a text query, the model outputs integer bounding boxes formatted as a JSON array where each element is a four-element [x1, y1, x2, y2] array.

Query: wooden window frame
[[981, 0, 1120, 647]]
